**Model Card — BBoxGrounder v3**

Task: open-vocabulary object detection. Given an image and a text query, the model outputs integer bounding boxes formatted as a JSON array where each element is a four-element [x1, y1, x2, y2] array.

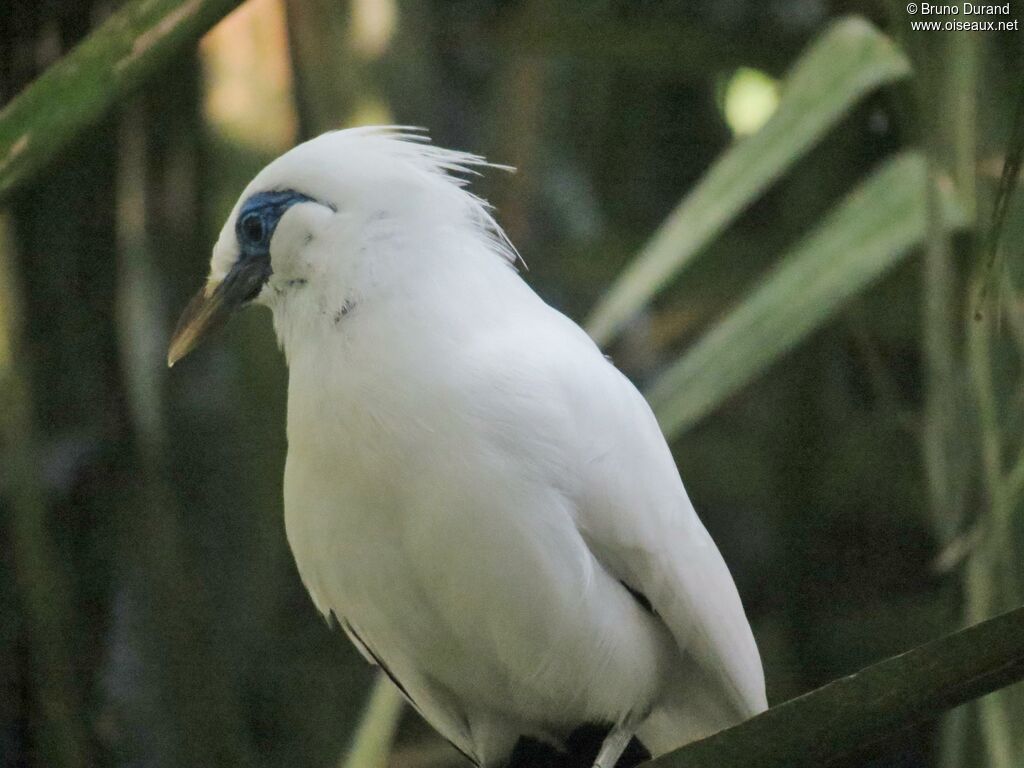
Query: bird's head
[[167, 126, 514, 367]]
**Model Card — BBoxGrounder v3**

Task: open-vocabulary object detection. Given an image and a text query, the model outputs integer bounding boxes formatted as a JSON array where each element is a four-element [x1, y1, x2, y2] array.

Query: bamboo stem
[[339, 673, 406, 768], [0, 0, 247, 201], [0, 217, 88, 767]]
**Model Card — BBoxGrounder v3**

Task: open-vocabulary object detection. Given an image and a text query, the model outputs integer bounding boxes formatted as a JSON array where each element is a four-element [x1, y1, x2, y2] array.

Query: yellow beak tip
[[166, 334, 196, 369]]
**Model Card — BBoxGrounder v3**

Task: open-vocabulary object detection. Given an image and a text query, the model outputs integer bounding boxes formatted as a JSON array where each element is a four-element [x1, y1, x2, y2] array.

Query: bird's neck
[[275, 234, 527, 452], [277, 219, 524, 349]]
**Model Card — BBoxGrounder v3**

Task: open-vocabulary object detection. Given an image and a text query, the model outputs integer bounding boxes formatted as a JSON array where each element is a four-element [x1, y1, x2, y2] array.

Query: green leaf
[[585, 17, 911, 345], [646, 152, 965, 441]]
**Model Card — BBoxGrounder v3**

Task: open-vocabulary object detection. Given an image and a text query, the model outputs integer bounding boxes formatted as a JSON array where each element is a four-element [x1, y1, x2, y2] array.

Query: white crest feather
[[304, 126, 523, 269]]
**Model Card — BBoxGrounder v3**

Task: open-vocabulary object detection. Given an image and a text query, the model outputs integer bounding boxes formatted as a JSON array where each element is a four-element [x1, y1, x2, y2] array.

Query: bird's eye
[[241, 213, 265, 244]]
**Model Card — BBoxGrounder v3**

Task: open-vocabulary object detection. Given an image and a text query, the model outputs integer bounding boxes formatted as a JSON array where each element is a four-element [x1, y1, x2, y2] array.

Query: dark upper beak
[[167, 257, 271, 367]]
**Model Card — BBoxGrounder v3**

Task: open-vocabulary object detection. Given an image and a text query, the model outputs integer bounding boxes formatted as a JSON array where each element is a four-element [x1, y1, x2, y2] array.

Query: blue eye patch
[[236, 190, 319, 259]]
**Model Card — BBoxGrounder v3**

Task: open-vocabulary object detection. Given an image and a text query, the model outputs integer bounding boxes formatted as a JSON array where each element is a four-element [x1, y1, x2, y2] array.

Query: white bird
[[168, 127, 767, 768]]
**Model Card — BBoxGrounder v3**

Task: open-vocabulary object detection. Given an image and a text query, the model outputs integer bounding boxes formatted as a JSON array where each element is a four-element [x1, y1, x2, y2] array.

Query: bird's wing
[[536, 310, 768, 721]]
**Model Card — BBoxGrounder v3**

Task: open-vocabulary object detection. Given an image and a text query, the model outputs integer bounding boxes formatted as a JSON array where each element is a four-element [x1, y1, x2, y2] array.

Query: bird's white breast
[[277, 255, 676, 747]]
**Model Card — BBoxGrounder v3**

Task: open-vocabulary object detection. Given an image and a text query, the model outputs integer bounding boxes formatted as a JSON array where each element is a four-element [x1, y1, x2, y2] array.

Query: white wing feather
[[521, 306, 768, 733]]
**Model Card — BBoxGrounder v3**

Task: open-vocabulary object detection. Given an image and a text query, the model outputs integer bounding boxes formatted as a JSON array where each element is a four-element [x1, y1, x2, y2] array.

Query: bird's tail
[[636, 654, 744, 756]]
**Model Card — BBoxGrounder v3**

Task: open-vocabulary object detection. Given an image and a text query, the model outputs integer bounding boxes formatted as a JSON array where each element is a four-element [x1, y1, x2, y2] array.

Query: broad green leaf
[[585, 17, 911, 345], [646, 152, 965, 441]]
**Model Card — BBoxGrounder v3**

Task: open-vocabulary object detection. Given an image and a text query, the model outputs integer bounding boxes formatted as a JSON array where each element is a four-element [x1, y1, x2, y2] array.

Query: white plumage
[[173, 127, 767, 767]]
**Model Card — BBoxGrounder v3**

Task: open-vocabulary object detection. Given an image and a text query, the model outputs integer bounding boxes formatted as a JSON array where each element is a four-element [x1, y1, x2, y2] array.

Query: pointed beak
[[167, 257, 271, 367]]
